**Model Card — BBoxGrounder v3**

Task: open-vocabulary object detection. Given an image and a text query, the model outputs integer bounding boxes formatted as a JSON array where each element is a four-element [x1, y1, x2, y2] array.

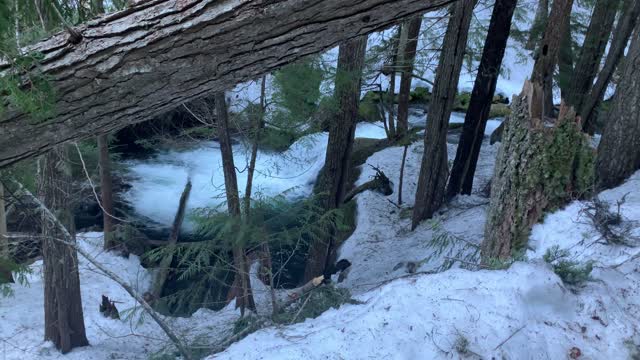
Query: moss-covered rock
[[410, 86, 431, 103], [488, 103, 511, 118], [452, 91, 472, 112]]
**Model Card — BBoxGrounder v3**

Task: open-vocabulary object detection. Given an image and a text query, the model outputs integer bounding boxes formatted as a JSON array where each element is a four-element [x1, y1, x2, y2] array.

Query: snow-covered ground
[[212, 150, 640, 360], [0, 233, 241, 360]]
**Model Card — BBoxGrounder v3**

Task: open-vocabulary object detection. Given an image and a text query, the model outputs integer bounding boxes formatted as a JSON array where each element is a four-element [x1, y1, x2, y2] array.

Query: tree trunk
[[481, 0, 598, 262], [214, 92, 256, 315], [447, 0, 518, 198], [596, 27, 640, 189], [557, 15, 574, 100], [304, 36, 368, 282], [0, 0, 452, 169], [526, 0, 549, 50], [0, 179, 11, 283], [97, 134, 115, 250], [482, 84, 594, 261], [396, 16, 423, 138], [529, 0, 574, 121], [39, 146, 89, 353], [567, 0, 619, 111], [411, 0, 475, 229], [582, 0, 640, 134], [150, 179, 191, 300]]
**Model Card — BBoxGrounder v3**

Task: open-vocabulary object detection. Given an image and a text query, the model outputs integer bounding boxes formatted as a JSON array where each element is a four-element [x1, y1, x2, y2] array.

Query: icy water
[[122, 112, 501, 229]]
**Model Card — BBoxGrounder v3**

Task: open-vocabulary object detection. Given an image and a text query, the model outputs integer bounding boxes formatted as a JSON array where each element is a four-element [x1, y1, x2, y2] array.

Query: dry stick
[[11, 180, 193, 360], [494, 324, 526, 350], [289, 292, 313, 324], [151, 179, 192, 299], [398, 144, 409, 205]]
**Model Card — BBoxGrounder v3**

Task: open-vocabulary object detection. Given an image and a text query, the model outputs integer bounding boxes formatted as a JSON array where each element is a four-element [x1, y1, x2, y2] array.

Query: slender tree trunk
[[39, 146, 89, 353], [596, 27, 640, 189], [214, 92, 255, 315], [526, 0, 549, 50], [447, 0, 518, 198], [398, 145, 409, 205], [396, 16, 423, 138], [411, 0, 475, 229], [304, 36, 368, 282], [481, 0, 597, 262], [0, 180, 11, 283], [567, 0, 619, 111], [150, 179, 191, 300], [97, 134, 115, 250], [582, 0, 640, 134], [557, 16, 574, 101]]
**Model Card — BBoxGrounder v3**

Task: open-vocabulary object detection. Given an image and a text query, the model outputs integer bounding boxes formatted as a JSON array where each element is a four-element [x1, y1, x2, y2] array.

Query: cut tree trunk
[[214, 92, 256, 315], [596, 27, 640, 189], [447, 0, 518, 198], [39, 146, 89, 353], [0, 0, 452, 169], [396, 16, 423, 137], [567, 0, 619, 111], [582, 0, 640, 134], [97, 134, 116, 250], [304, 36, 368, 282], [150, 179, 192, 300], [482, 83, 594, 261], [526, 0, 549, 50], [529, 0, 574, 121], [411, 0, 475, 230]]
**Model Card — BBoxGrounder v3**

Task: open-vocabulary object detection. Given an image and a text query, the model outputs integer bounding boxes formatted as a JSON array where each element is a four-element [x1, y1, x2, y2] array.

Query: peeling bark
[[0, 0, 451, 168]]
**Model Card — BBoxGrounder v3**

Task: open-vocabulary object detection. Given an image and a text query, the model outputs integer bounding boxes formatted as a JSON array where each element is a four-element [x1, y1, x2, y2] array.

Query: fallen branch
[[11, 180, 193, 360]]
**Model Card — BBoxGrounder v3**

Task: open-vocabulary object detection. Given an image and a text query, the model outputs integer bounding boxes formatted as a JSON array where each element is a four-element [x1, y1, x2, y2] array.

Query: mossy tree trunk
[[411, 0, 475, 229], [304, 36, 368, 282], [447, 0, 518, 198], [596, 27, 640, 189], [396, 16, 423, 138], [526, 0, 549, 50], [39, 146, 89, 353], [482, 85, 594, 260]]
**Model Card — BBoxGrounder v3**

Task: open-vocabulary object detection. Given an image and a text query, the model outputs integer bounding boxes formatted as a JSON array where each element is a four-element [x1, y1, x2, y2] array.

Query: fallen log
[[0, 0, 450, 168]]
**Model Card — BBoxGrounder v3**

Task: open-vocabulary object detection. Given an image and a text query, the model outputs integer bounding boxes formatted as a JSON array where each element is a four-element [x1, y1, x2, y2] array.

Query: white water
[[123, 112, 500, 229]]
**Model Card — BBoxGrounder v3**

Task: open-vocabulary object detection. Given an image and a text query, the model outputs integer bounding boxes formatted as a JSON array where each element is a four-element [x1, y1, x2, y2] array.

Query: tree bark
[[39, 146, 89, 353], [0, 179, 11, 283], [304, 36, 368, 282], [411, 0, 475, 229], [529, 0, 574, 121], [150, 179, 191, 300], [526, 0, 549, 50], [0, 0, 452, 169], [481, 0, 598, 263], [596, 27, 640, 189], [582, 0, 640, 134], [396, 16, 423, 137], [214, 92, 256, 315], [447, 0, 518, 199], [97, 134, 116, 250], [567, 0, 619, 111], [482, 84, 594, 261]]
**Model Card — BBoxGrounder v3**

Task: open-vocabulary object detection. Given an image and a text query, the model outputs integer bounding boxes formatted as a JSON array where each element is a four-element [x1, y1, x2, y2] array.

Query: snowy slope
[[0, 233, 241, 360], [212, 155, 640, 359]]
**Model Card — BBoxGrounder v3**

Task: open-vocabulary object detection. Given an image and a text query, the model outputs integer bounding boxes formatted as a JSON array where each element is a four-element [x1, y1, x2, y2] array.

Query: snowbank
[[0, 233, 240, 360]]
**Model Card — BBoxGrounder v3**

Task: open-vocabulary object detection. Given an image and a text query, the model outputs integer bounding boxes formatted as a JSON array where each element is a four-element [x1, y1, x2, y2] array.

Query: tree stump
[[482, 81, 594, 261]]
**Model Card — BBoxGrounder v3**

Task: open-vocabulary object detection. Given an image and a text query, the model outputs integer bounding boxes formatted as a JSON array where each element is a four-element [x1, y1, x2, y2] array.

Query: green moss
[[452, 92, 472, 112], [488, 103, 511, 118], [410, 87, 431, 103]]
